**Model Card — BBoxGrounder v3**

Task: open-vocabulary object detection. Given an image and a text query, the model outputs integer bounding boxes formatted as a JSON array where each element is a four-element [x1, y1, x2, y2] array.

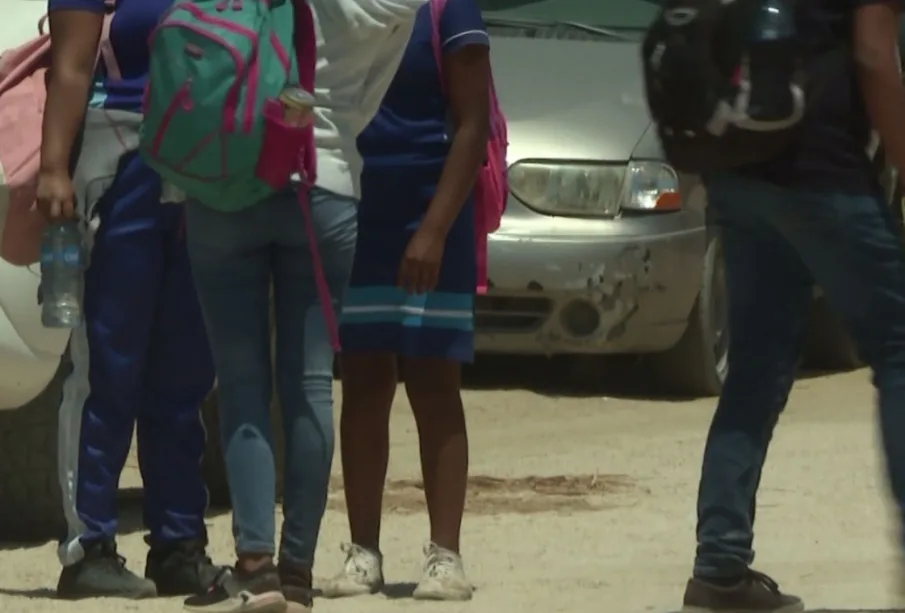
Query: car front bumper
[[476, 207, 707, 355]]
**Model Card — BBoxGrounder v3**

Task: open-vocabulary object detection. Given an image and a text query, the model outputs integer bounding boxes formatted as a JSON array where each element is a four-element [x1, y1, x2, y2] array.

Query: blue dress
[[340, 0, 489, 362]]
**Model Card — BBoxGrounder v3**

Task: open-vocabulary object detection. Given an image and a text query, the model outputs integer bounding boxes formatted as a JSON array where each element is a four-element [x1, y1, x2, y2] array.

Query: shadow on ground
[[334, 352, 851, 401], [461, 354, 680, 400], [458, 355, 849, 401], [325, 472, 641, 516], [0, 486, 230, 553], [0, 587, 57, 600], [664, 610, 905, 613]]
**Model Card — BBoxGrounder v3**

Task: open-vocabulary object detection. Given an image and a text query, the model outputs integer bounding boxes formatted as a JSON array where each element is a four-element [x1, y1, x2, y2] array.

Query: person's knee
[[403, 358, 461, 407], [341, 352, 397, 415]]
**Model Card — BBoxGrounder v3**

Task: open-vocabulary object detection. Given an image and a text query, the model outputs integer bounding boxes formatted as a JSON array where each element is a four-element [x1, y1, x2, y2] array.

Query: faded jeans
[[695, 171, 905, 579], [185, 186, 356, 566]]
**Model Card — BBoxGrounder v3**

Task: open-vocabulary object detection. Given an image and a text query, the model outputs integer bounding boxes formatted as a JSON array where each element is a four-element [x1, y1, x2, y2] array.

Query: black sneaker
[[145, 536, 224, 596], [681, 569, 804, 613], [279, 562, 313, 613], [57, 539, 157, 600], [183, 563, 285, 613]]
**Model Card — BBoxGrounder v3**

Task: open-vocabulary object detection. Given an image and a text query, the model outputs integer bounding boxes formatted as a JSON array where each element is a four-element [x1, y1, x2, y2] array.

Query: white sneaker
[[412, 542, 473, 601], [319, 543, 384, 598]]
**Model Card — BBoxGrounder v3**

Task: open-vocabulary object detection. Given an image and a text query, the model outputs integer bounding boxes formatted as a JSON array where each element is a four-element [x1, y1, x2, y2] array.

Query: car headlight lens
[[508, 161, 625, 216], [621, 161, 681, 211], [507, 160, 680, 217]]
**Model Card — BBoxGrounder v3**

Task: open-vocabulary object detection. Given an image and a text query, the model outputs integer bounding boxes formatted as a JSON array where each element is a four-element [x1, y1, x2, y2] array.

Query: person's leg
[[181, 199, 283, 613], [56, 152, 162, 599], [138, 202, 220, 595], [768, 188, 905, 555], [399, 255, 475, 601], [683, 172, 810, 613], [269, 186, 356, 611], [321, 222, 404, 599], [341, 354, 397, 551], [405, 356, 471, 601]]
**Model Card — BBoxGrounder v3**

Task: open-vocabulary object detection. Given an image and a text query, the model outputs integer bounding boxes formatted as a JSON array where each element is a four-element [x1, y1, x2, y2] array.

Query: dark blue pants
[[694, 171, 905, 579], [58, 152, 215, 566]]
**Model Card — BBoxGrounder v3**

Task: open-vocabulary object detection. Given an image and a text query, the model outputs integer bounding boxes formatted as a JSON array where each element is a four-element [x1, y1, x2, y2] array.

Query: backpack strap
[[98, 0, 121, 80], [428, 0, 450, 91], [293, 0, 316, 184], [292, 0, 340, 351]]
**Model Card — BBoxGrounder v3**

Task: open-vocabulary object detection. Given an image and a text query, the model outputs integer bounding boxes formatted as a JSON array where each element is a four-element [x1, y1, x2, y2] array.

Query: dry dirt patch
[[325, 473, 637, 515]]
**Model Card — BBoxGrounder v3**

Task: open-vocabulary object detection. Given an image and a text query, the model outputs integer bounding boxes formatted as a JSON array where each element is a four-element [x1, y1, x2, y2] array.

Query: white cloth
[[309, 0, 428, 199]]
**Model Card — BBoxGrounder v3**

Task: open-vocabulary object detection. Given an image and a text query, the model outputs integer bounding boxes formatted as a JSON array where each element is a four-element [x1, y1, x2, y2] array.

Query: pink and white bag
[[0, 3, 118, 266], [428, 0, 509, 294]]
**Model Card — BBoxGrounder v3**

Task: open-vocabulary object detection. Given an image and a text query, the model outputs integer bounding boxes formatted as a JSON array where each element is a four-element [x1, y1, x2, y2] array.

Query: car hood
[[491, 36, 651, 163]]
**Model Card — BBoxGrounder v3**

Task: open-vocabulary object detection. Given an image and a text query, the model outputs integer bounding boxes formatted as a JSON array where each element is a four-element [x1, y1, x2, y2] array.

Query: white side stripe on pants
[[57, 323, 92, 567]]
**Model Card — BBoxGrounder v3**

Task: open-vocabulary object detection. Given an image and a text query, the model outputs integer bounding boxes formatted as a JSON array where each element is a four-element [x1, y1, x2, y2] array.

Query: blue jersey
[[47, 0, 173, 112], [356, 0, 489, 171]]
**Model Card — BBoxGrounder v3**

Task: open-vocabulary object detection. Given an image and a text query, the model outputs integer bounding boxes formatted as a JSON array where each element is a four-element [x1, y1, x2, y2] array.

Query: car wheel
[[650, 234, 728, 397], [0, 361, 67, 542], [802, 297, 862, 371]]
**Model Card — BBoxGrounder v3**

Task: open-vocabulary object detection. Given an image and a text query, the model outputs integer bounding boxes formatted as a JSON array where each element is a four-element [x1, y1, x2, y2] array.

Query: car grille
[[474, 295, 553, 332]]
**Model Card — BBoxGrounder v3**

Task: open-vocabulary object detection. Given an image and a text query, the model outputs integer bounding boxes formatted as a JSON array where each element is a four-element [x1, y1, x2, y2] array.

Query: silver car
[[475, 0, 861, 395]]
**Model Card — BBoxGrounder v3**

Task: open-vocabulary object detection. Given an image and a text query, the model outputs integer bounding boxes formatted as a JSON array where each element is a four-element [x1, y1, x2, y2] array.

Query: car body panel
[[490, 37, 651, 166], [478, 29, 707, 354], [480, 179, 706, 354], [0, 0, 70, 410]]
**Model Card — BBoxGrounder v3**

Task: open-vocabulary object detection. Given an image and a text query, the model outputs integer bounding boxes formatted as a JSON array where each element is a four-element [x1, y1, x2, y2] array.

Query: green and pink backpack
[[429, 0, 508, 293], [140, 0, 316, 210], [140, 0, 341, 349]]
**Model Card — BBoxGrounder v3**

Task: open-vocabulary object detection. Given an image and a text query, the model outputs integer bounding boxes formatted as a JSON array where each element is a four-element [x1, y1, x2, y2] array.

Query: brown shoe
[[681, 570, 804, 613], [279, 563, 313, 613]]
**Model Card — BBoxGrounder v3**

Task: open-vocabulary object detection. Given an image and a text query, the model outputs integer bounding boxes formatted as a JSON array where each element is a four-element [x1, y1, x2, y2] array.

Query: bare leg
[[403, 357, 468, 553], [339, 352, 398, 550]]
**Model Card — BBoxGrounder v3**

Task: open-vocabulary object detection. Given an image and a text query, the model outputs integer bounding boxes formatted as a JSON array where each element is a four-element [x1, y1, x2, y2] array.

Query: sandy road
[[0, 362, 899, 613]]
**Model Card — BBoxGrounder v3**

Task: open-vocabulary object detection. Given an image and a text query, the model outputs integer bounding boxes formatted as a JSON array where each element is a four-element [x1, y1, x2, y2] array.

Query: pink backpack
[[428, 0, 508, 294], [0, 4, 117, 266]]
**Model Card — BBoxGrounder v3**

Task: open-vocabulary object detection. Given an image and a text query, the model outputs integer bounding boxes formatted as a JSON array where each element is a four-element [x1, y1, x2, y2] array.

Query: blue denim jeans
[[185, 186, 356, 567], [695, 171, 905, 579]]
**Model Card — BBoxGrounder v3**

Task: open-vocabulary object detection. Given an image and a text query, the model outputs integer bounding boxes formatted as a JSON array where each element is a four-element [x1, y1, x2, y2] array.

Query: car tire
[[0, 361, 67, 542], [650, 234, 729, 397], [803, 297, 862, 371]]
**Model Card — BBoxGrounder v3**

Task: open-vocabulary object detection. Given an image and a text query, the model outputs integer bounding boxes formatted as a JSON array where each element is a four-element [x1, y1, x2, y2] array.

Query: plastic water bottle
[[40, 221, 85, 328], [747, 0, 797, 121]]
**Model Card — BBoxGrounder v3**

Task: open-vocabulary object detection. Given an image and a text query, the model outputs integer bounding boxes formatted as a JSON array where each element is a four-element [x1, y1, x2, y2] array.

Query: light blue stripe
[[341, 310, 474, 331], [344, 285, 473, 311]]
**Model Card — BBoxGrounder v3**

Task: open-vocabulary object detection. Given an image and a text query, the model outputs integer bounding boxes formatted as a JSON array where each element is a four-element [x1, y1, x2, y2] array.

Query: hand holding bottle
[[36, 167, 77, 220]]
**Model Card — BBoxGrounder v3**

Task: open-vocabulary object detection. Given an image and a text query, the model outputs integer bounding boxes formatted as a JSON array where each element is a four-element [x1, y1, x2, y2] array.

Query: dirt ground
[[0, 360, 900, 613]]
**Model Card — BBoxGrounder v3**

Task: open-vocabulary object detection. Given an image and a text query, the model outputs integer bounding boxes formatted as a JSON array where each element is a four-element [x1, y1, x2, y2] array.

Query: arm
[[853, 1, 905, 176], [40, 6, 104, 175], [421, 43, 490, 238]]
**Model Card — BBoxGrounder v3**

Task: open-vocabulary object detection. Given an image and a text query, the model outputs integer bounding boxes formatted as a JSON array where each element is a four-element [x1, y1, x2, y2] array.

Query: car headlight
[[621, 161, 681, 211], [507, 160, 681, 217]]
